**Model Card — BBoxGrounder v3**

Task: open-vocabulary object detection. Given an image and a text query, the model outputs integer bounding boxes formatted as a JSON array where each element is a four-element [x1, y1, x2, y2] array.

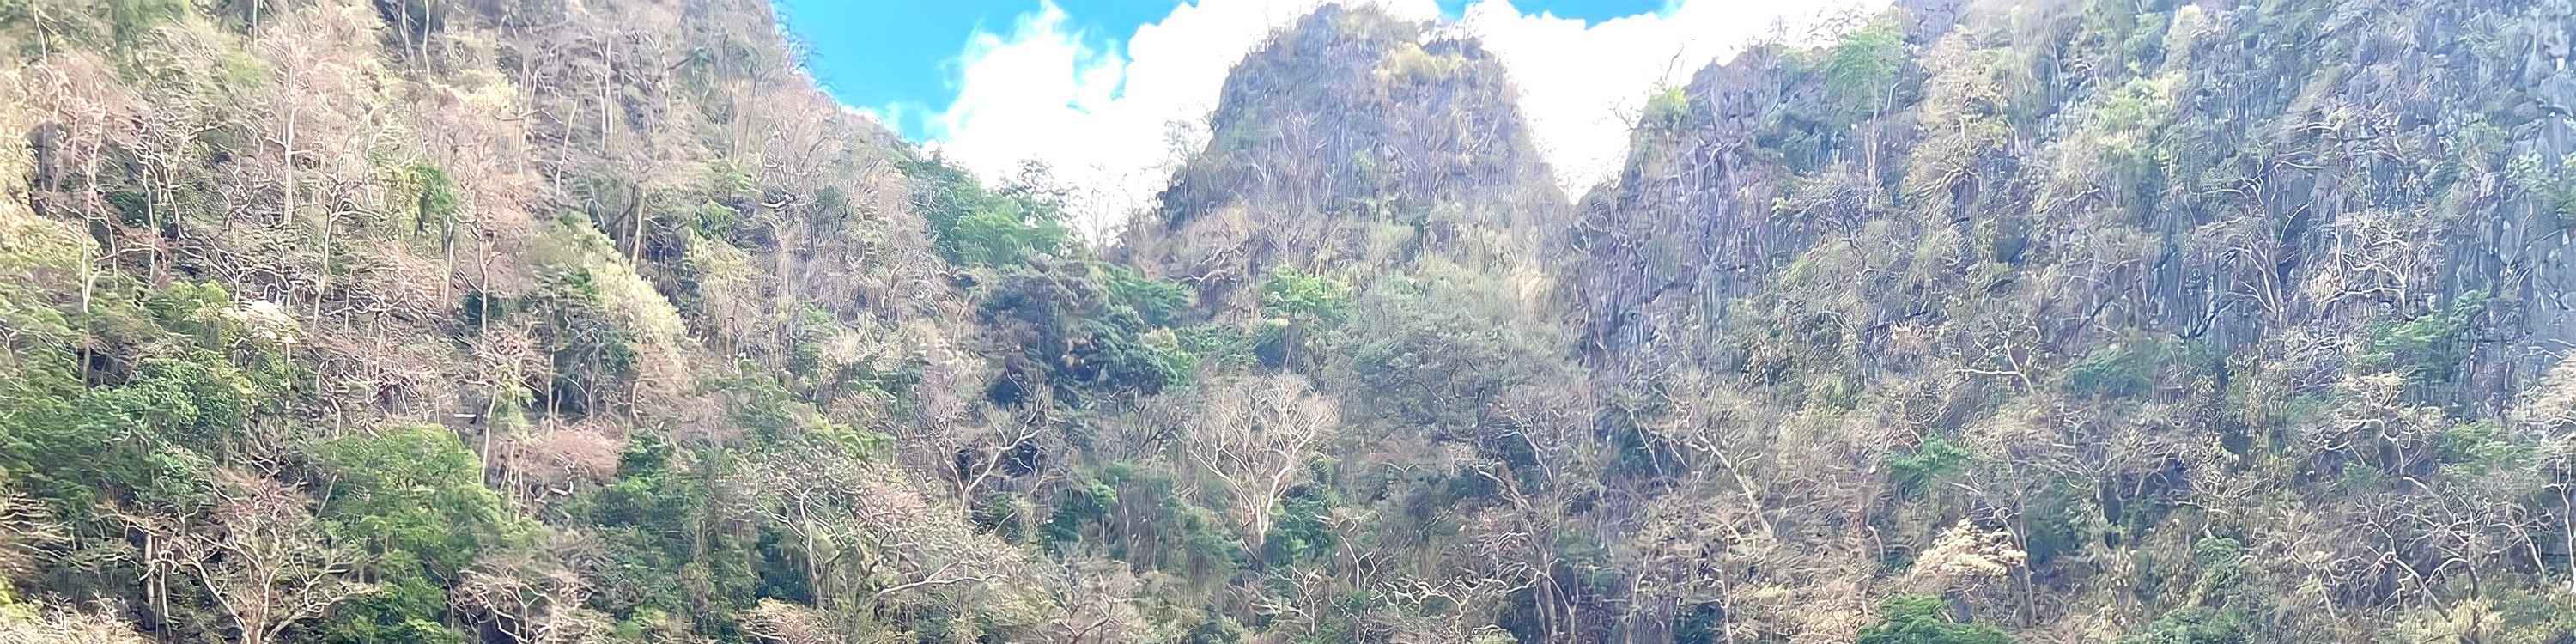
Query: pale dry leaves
[[1902, 519, 2027, 594]]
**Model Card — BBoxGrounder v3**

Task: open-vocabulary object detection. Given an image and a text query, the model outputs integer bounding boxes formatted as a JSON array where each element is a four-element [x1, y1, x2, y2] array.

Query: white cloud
[[1455, 0, 1886, 192], [924, 0, 1886, 239]]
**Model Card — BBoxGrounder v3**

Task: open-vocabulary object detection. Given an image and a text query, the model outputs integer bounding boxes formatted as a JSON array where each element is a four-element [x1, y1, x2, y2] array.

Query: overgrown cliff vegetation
[[5, 0, 2576, 642]]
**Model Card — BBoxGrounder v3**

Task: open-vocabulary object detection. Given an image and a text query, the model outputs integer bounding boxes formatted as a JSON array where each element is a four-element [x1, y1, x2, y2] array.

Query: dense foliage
[[3, 0, 2576, 642]]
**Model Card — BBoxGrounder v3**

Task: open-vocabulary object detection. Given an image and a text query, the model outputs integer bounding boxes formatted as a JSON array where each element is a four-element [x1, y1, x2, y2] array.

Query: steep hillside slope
[[9, 0, 2576, 643], [1063, 7, 1601, 641], [1564, 0, 2576, 641], [0, 0, 1101, 641]]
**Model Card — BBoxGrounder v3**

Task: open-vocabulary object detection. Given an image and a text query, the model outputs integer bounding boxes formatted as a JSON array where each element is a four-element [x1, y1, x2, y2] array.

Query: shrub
[[1856, 596, 2014, 644], [2436, 421, 2532, 477], [2364, 289, 2487, 385], [406, 164, 460, 241], [2507, 153, 2576, 226], [1643, 86, 1691, 133], [2118, 606, 2248, 644], [2063, 337, 2173, 400], [1106, 265, 1191, 327], [1888, 435, 1971, 497], [1261, 484, 1338, 567], [1260, 265, 1352, 324]]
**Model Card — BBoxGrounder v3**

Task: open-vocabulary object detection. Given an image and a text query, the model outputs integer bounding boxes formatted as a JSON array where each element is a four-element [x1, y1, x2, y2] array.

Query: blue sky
[[775, 0, 1674, 141]]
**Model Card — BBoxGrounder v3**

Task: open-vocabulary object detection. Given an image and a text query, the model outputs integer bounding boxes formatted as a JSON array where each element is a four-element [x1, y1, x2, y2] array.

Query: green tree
[[1257, 265, 1352, 368], [313, 424, 514, 576], [1821, 20, 1905, 126], [3, 356, 246, 519], [905, 157, 1075, 266]]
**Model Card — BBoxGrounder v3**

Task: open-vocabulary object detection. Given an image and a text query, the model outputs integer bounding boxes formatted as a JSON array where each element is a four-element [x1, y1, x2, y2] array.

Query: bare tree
[[1181, 374, 1336, 558], [0, 601, 154, 643], [124, 471, 372, 644]]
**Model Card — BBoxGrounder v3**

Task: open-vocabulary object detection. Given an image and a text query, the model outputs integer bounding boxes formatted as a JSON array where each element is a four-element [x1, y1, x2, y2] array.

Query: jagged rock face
[[1125, 5, 1568, 315], [2439, 0, 2576, 384], [1566, 45, 1818, 368], [1573, 0, 2576, 404], [1534, 3, 2576, 641]]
